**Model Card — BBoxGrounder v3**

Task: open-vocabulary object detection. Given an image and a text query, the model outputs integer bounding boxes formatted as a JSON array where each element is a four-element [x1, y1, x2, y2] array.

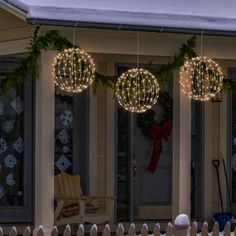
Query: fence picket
[[153, 223, 161, 236], [201, 222, 208, 236], [90, 224, 98, 236], [166, 223, 174, 236], [116, 223, 124, 236], [36, 226, 44, 236], [23, 227, 31, 236], [63, 225, 71, 236], [223, 222, 231, 236], [0, 227, 3, 236], [212, 222, 219, 236], [51, 226, 58, 236], [77, 224, 84, 236], [190, 221, 197, 236], [103, 224, 110, 236], [9, 227, 17, 236], [141, 223, 148, 236], [128, 223, 136, 236]]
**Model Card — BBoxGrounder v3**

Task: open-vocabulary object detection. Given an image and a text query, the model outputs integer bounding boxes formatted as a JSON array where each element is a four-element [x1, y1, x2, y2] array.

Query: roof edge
[[26, 6, 236, 35], [0, 0, 27, 21]]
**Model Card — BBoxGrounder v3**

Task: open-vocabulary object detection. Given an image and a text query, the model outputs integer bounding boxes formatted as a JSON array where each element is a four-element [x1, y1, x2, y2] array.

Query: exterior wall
[[1, 7, 236, 225]]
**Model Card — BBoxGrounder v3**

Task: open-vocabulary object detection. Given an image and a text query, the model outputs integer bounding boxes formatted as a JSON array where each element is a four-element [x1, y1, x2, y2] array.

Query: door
[[116, 63, 172, 221], [131, 100, 172, 221]]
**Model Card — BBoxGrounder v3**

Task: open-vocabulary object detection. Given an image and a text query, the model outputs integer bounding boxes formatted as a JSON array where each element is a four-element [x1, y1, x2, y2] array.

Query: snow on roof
[[2, 0, 236, 33]]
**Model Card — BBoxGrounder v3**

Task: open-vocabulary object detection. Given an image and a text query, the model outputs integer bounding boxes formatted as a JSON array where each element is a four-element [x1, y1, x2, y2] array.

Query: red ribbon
[[147, 120, 172, 173]]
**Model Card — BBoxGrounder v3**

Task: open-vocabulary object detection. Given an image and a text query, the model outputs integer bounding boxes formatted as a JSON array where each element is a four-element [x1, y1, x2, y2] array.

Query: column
[[35, 51, 56, 234], [172, 71, 191, 219]]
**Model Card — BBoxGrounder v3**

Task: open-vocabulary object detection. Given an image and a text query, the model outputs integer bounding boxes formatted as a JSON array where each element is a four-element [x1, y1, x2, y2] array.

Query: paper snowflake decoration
[[4, 154, 17, 168], [6, 173, 15, 186], [60, 110, 73, 126], [11, 97, 24, 114], [1, 120, 14, 134], [58, 129, 69, 144], [62, 146, 70, 153], [0, 137, 7, 154], [13, 137, 23, 154], [0, 185, 6, 199], [55, 155, 71, 171]]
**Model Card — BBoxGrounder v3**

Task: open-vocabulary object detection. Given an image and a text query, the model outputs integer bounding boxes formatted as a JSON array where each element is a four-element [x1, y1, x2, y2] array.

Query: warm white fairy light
[[52, 48, 96, 93], [179, 56, 223, 101], [116, 68, 160, 113]]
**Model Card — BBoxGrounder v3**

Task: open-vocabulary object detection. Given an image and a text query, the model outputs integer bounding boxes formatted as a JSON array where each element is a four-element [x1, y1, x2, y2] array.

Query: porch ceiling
[[1, 0, 236, 35]]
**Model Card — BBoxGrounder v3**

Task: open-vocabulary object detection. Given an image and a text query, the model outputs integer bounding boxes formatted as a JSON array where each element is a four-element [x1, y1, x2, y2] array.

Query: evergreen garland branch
[[0, 26, 73, 95], [0, 26, 197, 95]]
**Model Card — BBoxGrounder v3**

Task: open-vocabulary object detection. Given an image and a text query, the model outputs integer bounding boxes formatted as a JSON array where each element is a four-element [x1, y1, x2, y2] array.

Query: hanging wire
[[137, 31, 140, 68], [73, 27, 76, 47], [200, 31, 203, 57]]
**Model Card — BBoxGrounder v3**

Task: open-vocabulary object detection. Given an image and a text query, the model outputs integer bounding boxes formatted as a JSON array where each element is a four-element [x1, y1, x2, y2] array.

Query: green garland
[[0, 26, 198, 95]]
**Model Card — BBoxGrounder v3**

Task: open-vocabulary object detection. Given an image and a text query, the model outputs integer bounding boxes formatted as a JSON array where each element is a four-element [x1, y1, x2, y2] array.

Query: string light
[[179, 56, 223, 101], [52, 48, 96, 93], [116, 68, 160, 113]]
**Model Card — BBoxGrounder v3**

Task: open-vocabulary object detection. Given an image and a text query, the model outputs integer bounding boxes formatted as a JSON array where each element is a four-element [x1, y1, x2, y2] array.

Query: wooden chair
[[54, 172, 114, 226]]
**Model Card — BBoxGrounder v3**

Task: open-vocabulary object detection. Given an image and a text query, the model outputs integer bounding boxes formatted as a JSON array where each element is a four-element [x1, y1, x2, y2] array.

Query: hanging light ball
[[52, 48, 96, 93], [116, 68, 160, 113], [179, 56, 223, 101]]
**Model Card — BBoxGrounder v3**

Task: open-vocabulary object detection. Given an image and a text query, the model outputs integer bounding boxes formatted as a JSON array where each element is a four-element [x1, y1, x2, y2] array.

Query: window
[[0, 57, 34, 223], [191, 101, 204, 220], [54, 88, 89, 193], [228, 68, 236, 209]]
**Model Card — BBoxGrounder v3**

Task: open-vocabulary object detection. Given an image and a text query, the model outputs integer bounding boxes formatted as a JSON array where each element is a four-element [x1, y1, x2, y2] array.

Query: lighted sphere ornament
[[116, 68, 160, 113], [53, 48, 96, 93], [179, 56, 223, 101]]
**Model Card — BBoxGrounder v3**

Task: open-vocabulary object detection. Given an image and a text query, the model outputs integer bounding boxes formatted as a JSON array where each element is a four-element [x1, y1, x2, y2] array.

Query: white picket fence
[[0, 214, 236, 236]]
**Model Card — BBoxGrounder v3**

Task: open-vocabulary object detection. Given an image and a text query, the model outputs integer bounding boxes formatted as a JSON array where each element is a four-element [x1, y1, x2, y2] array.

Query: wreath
[[137, 91, 173, 173]]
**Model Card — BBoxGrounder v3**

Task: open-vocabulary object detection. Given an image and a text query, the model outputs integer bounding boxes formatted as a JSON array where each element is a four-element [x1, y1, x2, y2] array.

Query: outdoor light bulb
[[115, 68, 160, 113], [179, 56, 223, 101], [52, 48, 96, 93]]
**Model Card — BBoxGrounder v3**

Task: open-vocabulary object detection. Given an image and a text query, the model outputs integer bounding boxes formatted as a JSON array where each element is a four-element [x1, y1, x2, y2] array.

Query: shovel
[[212, 159, 224, 212]]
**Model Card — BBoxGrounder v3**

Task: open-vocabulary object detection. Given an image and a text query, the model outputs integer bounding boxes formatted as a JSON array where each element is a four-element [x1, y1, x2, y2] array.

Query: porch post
[[35, 51, 56, 234], [172, 71, 191, 219]]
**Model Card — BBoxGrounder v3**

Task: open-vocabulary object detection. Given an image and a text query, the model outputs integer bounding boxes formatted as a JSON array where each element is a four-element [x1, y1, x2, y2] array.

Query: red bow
[[147, 120, 172, 173]]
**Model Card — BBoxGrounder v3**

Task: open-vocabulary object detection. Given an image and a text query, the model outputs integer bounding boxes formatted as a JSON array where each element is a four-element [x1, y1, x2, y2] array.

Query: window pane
[[0, 57, 33, 223], [54, 89, 74, 175], [230, 74, 236, 204], [0, 88, 24, 207], [54, 88, 89, 193]]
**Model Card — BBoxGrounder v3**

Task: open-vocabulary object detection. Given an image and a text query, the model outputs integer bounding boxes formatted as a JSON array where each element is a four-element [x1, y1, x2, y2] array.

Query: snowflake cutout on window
[[0, 137, 7, 154], [55, 155, 71, 172], [4, 154, 17, 168], [0, 185, 6, 199], [13, 137, 23, 154], [1, 120, 14, 134], [11, 97, 24, 114], [60, 110, 73, 126], [6, 173, 15, 186], [58, 129, 69, 144], [62, 146, 70, 153]]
